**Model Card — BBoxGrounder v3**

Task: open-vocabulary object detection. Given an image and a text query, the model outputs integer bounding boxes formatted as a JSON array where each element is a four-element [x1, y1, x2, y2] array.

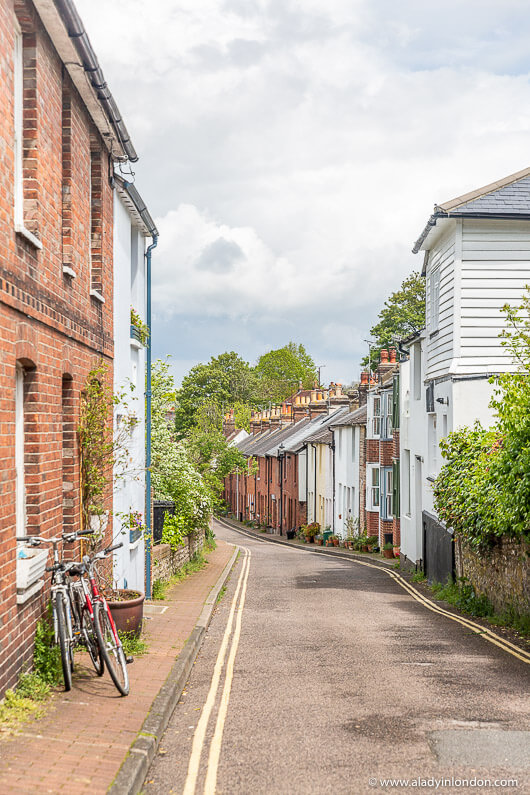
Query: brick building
[[0, 0, 137, 695], [363, 350, 400, 548]]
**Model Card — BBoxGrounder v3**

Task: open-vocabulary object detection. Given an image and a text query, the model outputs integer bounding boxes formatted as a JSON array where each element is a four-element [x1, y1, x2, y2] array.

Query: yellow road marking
[[203, 547, 251, 794], [220, 520, 530, 665], [183, 549, 250, 795]]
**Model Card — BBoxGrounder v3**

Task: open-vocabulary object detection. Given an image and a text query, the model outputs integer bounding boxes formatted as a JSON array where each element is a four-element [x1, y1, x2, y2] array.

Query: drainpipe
[[145, 233, 158, 600], [330, 431, 336, 533], [310, 443, 317, 524]]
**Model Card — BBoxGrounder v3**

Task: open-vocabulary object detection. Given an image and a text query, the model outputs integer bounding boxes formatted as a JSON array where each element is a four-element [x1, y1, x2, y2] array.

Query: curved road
[[145, 521, 529, 794]]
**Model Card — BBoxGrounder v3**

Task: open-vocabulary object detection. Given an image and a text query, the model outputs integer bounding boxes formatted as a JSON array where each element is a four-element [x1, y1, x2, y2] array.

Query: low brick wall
[[455, 535, 530, 615], [152, 529, 206, 583]]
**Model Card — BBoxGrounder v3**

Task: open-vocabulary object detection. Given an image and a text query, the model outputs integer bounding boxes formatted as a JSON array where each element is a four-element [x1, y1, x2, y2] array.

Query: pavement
[[145, 521, 529, 795], [0, 539, 236, 795]]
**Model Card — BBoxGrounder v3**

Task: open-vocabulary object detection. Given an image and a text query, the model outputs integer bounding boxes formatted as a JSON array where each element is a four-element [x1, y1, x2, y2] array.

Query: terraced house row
[[224, 167, 530, 610], [0, 0, 156, 696]]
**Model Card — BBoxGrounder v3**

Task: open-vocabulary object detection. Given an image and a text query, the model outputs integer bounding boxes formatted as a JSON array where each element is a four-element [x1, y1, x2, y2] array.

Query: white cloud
[[77, 0, 530, 382]]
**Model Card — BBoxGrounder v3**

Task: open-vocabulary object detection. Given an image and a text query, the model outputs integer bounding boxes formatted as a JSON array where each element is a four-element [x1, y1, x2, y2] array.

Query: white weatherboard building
[[400, 167, 530, 575], [112, 177, 157, 591]]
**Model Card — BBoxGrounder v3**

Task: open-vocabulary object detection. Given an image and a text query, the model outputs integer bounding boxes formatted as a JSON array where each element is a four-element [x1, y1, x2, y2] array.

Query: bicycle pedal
[[125, 655, 134, 664]]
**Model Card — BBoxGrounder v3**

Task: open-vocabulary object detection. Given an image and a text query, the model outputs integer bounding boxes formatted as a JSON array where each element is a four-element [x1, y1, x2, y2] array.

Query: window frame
[[372, 395, 381, 437], [13, 20, 23, 228], [380, 466, 393, 521], [367, 464, 380, 511]]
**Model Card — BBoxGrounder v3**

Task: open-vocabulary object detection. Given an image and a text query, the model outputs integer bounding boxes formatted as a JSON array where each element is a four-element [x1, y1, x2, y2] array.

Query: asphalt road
[[145, 522, 529, 795]]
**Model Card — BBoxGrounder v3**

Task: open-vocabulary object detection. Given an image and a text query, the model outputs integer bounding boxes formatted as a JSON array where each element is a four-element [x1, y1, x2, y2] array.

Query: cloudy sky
[[77, 0, 530, 385]]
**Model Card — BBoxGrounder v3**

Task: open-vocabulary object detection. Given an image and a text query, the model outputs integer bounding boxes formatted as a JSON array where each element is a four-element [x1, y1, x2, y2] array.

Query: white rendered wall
[[113, 192, 147, 591], [334, 425, 360, 538]]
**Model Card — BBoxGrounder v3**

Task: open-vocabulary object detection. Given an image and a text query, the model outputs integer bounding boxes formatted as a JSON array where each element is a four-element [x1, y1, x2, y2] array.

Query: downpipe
[[145, 233, 158, 600]]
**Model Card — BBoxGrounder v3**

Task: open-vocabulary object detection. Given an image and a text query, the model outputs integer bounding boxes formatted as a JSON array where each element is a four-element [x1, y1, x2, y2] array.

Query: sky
[[77, 0, 530, 386]]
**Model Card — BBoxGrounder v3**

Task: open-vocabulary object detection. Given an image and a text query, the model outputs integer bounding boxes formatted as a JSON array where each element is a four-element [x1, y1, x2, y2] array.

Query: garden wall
[[455, 536, 530, 615], [152, 529, 206, 583]]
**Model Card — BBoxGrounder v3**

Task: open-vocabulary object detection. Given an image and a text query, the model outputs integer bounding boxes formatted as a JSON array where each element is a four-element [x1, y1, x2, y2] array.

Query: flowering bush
[[151, 360, 212, 544]]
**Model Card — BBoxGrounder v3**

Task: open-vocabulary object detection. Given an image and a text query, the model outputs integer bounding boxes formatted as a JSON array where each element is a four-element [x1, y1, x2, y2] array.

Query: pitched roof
[[289, 407, 349, 449], [413, 167, 530, 253], [327, 404, 367, 427]]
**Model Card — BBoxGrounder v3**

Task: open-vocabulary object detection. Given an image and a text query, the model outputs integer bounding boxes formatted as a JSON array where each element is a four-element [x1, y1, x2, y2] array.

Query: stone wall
[[152, 529, 206, 584], [455, 535, 530, 615]]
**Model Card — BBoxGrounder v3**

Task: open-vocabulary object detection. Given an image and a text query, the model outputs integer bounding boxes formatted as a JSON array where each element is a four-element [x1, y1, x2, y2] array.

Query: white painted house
[[329, 405, 366, 538], [112, 176, 157, 591], [400, 167, 530, 575]]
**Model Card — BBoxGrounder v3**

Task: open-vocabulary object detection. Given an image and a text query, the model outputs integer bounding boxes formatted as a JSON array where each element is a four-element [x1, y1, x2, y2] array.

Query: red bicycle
[[67, 541, 130, 696]]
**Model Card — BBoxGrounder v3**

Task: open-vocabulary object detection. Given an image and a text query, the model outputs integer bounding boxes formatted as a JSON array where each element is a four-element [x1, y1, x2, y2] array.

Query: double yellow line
[[339, 555, 530, 665], [184, 547, 251, 795], [220, 520, 530, 666]]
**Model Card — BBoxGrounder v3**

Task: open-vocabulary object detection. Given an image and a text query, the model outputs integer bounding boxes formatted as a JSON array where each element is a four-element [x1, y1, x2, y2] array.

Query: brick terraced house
[[0, 0, 138, 695]]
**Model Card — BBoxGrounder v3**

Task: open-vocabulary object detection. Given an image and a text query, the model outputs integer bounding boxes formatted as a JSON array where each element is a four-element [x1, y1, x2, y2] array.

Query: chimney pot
[[380, 349, 389, 363], [311, 390, 317, 402], [389, 347, 397, 363]]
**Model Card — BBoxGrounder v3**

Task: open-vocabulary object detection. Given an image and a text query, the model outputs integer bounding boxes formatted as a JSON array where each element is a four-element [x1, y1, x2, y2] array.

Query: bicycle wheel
[[81, 607, 104, 676], [93, 602, 129, 696], [55, 590, 72, 691]]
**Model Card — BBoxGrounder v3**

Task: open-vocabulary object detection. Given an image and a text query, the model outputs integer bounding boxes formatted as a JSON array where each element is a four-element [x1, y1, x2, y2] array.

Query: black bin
[[153, 500, 175, 545]]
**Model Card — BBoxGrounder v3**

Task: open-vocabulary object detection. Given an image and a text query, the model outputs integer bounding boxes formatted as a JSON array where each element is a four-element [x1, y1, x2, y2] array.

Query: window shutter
[[392, 373, 400, 429], [392, 459, 400, 518]]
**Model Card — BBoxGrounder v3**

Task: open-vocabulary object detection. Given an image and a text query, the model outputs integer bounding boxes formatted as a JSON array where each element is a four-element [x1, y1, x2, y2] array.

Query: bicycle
[[17, 530, 94, 691], [74, 542, 130, 696]]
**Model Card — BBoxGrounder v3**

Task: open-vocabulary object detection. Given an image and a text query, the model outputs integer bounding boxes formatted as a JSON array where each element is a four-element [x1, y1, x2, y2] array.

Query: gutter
[[412, 209, 530, 255], [53, 0, 138, 162]]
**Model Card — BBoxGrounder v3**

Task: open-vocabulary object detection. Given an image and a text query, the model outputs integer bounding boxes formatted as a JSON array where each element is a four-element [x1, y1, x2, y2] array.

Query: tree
[[255, 342, 317, 403], [151, 359, 212, 540], [174, 351, 257, 435], [362, 272, 425, 368], [433, 290, 530, 548]]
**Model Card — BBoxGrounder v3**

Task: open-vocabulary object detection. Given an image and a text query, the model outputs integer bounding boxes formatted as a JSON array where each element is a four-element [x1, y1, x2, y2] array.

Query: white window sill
[[130, 338, 143, 351], [63, 266, 76, 278], [90, 289, 105, 304], [17, 578, 44, 605], [129, 536, 143, 551], [15, 224, 43, 250]]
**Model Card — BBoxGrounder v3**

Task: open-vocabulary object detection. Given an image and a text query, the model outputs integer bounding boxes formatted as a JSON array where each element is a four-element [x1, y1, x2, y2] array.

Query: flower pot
[[383, 549, 394, 559], [305, 536, 314, 543], [16, 547, 49, 590], [361, 545, 369, 553], [106, 589, 145, 637], [332, 539, 339, 547], [394, 548, 400, 558]]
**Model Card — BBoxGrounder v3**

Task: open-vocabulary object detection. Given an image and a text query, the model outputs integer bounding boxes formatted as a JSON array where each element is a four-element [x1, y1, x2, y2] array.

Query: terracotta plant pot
[[332, 539, 339, 547], [106, 589, 145, 637], [306, 536, 314, 544], [383, 549, 394, 559], [361, 545, 369, 553]]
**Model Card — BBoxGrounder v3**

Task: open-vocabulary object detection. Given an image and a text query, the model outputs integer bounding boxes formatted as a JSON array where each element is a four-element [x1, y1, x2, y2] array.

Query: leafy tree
[[362, 272, 425, 368], [174, 351, 257, 435], [233, 401, 252, 432], [255, 342, 317, 403], [434, 290, 530, 548]]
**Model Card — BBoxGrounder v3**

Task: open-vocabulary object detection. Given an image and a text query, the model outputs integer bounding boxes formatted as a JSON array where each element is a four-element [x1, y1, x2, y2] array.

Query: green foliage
[[161, 513, 186, 550], [152, 359, 212, 542], [411, 570, 426, 582], [233, 401, 252, 432], [362, 272, 425, 368], [255, 342, 317, 402], [118, 631, 149, 657], [78, 361, 137, 540], [434, 290, 530, 548], [151, 579, 167, 600], [175, 352, 257, 435], [33, 607, 62, 686], [431, 579, 494, 618], [130, 307, 150, 346]]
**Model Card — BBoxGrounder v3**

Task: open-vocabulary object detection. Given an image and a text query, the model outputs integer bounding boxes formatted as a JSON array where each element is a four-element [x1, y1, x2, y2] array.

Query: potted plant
[[304, 522, 320, 543], [393, 546, 400, 558], [315, 534, 323, 546], [106, 588, 145, 637], [330, 534, 340, 547], [367, 535, 379, 552], [383, 542, 394, 559]]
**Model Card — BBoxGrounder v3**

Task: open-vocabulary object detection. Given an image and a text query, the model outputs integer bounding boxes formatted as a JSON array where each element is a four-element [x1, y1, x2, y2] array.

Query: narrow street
[[145, 522, 529, 794]]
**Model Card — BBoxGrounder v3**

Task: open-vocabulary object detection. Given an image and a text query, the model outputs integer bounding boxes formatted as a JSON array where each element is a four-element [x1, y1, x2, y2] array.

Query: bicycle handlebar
[[104, 542, 124, 554]]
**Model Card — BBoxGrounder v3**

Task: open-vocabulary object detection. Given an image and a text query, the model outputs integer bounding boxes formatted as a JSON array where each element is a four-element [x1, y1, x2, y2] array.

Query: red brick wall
[[366, 439, 379, 463], [0, 0, 115, 697]]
